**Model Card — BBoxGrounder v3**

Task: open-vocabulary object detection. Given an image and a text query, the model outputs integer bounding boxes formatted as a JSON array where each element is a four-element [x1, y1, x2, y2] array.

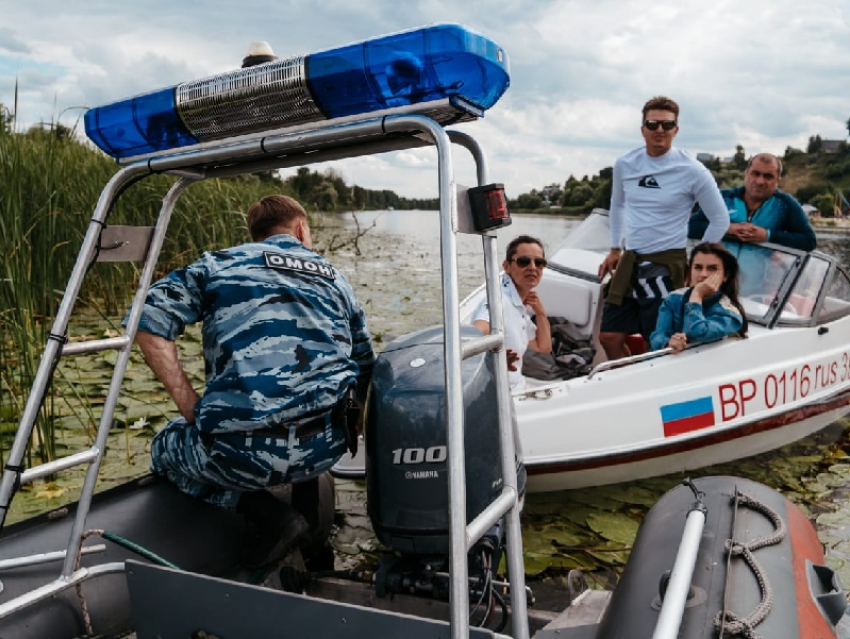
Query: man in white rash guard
[[597, 95, 730, 360]]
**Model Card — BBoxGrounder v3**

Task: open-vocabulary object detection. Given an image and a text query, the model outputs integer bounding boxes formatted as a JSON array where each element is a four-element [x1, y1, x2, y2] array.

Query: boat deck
[[0, 474, 608, 638]]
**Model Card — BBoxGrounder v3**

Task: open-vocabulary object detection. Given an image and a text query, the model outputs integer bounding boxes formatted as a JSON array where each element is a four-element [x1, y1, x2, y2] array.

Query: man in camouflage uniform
[[133, 194, 375, 567]]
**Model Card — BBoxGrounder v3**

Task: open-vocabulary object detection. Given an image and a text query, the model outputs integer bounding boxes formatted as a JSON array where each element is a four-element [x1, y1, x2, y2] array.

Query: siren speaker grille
[[176, 56, 323, 140]]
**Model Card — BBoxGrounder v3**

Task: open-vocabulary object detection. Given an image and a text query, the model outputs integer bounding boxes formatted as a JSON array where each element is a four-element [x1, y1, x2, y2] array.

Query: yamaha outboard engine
[[366, 324, 526, 555]]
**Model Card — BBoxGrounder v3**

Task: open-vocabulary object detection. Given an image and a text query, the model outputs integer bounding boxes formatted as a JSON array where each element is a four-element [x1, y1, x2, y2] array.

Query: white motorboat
[[333, 210, 850, 491]]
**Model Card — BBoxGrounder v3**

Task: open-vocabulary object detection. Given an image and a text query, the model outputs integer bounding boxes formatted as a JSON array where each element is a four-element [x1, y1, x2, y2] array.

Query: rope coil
[[714, 490, 787, 639]]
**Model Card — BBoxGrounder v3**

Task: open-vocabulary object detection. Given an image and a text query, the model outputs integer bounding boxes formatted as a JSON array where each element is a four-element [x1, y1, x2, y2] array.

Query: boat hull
[[514, 320, 850, 491], [525, 392, 850, 491]]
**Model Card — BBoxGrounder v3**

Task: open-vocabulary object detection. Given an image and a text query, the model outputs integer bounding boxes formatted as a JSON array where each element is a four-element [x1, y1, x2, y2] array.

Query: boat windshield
[[556, 208, 611, 253], [548, 209, 610, 278], [550, 210, 849, 327], [726, 243, 850, 325], [735, 244, 802, 321]]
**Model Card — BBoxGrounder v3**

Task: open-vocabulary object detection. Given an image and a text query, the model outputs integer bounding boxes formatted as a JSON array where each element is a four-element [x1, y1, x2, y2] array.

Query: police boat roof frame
[[0, 108, 527, 639]]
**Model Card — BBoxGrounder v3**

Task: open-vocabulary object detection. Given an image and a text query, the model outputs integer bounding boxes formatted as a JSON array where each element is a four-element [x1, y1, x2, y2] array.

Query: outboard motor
[[366, 324, 526, 555]]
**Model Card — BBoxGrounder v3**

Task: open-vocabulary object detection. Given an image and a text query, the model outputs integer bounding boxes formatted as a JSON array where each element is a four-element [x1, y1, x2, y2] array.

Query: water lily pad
[[560, 490, 622, 512], [35, 485, 67, 499], [523, 553, 556, 576], [589, 484, 662, 508], [586, 512, 640, 545], [545, 525, 589, 549], [585, 546, 631, 568]]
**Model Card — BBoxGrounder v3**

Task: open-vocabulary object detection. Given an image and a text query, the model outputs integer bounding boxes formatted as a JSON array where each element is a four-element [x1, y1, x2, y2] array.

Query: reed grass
[[0, 117, 295, 465]]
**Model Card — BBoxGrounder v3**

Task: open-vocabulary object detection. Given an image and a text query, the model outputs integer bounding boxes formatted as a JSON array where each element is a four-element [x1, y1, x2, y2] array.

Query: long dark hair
[[688, 242, 748, 337]]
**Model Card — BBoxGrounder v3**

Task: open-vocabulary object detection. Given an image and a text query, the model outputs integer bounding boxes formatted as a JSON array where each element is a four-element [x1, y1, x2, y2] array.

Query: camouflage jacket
[[136, 234, 375, 434]]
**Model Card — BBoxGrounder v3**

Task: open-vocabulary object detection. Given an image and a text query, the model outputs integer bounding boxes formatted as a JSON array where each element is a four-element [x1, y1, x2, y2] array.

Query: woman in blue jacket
[[650, 243, 748, 353]]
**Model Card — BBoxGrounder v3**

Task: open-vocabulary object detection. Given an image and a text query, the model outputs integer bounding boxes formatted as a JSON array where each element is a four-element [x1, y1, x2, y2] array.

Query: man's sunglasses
[[644, 119, 677, 131], [512, 256, 548, 268]]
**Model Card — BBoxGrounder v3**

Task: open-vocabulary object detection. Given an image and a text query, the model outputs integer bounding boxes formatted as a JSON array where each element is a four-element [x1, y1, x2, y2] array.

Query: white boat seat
[[535, 273, 594, 330]]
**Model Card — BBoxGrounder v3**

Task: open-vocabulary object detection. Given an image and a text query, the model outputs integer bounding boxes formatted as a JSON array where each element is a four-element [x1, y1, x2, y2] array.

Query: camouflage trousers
[[150, 416, 346, 510]]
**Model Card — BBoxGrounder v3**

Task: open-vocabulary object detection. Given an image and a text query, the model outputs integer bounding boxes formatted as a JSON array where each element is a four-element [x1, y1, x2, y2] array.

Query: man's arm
[[769, 193, 817, 251], [688, 208, 709, 239], [135, 330, 200, 423], [600, 161, 625, 277], [348, 303, 376, 404], [693, 171, 730, 243]]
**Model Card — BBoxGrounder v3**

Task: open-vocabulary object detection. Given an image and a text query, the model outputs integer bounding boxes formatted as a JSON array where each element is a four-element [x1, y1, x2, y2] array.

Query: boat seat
[[625, 334, 646, 356], [535, 273, 595, 332], [787, 293, 816, 317]]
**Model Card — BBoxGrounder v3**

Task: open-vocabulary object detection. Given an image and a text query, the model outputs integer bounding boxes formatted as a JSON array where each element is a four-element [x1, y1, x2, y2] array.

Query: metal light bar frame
[[0, 107, 528, 639]]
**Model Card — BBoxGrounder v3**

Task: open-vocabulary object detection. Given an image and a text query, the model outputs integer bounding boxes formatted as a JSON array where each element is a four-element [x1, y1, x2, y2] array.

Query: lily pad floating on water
[[586, 512, 640, 546]]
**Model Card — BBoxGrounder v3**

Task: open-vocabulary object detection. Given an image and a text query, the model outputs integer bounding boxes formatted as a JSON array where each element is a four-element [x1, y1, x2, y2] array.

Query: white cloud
[[1, 0, 848, 198]]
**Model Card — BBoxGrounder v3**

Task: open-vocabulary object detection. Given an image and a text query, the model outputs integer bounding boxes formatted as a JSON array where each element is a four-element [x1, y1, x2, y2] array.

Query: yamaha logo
[[405, 470, 439, 479]]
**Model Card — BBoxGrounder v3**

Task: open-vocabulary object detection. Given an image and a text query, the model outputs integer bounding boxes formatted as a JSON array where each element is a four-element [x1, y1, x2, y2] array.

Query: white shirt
[[609, 147, 729, 253], [471, 273, 537, 391]]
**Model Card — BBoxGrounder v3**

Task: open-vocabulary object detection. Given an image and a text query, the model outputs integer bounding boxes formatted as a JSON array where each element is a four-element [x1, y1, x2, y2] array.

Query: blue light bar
[[84, 23, 510, 161]]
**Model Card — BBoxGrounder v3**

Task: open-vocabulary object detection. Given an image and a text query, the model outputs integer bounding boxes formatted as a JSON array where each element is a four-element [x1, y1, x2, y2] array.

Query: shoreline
[[511, 209, 850, 234], [811, 220, 850, 233]]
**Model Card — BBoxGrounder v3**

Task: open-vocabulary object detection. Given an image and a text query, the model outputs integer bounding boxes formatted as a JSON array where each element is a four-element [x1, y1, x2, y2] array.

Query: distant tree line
[[283, 167, 438, 212], [509, 167, 613, 214], [509, 138, 850, 218]]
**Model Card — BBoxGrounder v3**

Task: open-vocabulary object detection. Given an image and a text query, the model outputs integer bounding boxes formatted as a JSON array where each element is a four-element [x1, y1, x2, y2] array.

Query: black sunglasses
[[644, 119, 677, 131], [512, 256, 547, 268]]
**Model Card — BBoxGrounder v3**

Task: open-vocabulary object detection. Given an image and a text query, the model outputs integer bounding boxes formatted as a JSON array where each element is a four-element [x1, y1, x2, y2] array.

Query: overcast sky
[[2, 0, 848, 199]]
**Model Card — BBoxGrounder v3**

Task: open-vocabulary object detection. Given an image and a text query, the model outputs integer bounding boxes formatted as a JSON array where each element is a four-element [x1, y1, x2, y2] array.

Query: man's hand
[[727, 222, 768, 243], [506, 349, 520, 371], [598, 249, 621, 278]]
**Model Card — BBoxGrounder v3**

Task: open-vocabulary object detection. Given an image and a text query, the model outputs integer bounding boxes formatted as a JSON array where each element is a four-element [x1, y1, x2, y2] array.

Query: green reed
[[0, 121, 295, 466]]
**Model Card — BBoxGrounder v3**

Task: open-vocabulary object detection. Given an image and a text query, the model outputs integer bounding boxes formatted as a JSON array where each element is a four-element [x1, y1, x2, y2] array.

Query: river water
[[316, 209, 850, 588]]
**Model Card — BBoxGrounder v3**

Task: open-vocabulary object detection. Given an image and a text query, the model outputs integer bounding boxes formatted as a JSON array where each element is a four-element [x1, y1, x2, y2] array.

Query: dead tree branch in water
[[324, 211, 381, 256]]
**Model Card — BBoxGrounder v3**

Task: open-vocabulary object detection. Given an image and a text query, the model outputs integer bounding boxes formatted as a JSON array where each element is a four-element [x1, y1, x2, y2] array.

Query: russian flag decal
[[660, 396, 715, 437]]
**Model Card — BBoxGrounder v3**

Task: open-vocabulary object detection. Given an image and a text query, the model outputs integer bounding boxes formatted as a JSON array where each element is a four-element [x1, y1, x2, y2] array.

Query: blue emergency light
[[84, 23, 510, 162]]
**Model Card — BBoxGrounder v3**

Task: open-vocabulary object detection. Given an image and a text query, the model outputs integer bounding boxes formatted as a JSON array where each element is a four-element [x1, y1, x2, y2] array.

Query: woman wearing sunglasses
[[472, 235, 552, 391]]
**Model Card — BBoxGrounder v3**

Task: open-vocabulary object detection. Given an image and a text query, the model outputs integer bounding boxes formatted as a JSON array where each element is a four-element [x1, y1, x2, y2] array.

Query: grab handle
[[808, 562, 848, 626]]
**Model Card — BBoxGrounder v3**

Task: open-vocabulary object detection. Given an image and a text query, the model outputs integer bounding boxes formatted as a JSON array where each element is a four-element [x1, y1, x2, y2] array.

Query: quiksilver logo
[[263, 252, 336, 280], [639, 175, 660, 189]]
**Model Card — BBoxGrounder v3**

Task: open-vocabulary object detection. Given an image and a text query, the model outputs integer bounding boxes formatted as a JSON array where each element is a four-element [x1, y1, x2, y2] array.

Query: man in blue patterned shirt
[[133, 194, 375, 567]]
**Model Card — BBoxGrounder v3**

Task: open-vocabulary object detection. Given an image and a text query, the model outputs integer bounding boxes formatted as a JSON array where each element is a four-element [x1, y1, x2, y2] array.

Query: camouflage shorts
[[150, 416, 346, 510]]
